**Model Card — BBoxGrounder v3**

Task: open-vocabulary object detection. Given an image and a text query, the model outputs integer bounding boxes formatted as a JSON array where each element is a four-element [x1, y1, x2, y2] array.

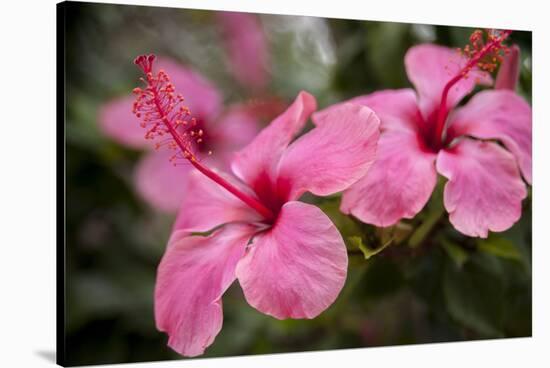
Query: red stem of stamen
[[433, 30, 512, 148], [138, 56, 275, 221]]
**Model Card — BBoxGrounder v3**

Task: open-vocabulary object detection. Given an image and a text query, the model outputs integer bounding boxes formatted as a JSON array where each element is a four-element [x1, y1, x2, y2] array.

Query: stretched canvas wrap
[[57, 1, 532, 366]]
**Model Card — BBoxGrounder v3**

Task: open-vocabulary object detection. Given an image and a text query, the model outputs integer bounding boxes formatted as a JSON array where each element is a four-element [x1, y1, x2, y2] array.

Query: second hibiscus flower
[[319, 29, 531, 238]]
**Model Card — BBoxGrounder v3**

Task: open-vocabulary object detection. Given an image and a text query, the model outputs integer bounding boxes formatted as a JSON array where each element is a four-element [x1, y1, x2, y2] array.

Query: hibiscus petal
[[212, 105, 260, 167], [314, 89, 421, 133], [134, 150, 193, 213], [446, 89, 532, 183], [341, 130, 437, 227], [173, 170, 261, 233], [99, 95, 149, 149], [231, 91, 317, 187], [436, 138, 527, 238], [155, 57, 223, 121], [495, 44, 520, 90], [217, 12, 268, 90], [155, 224, 256, 357], [405, 44, 491, 120], [278, 103, 380, 199], [236, 201, 348, 319]]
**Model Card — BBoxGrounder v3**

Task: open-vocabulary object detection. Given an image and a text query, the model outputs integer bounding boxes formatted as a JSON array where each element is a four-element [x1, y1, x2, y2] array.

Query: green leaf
[[441, 239, 469, 268], [318, 199, 363, 246], [477, 234, 523, 262], [443, 254, 505, 337], [356, 256, 404, 299], [348, 236, 392, 260], [376, 222, 413, 245], [408, 204, 444, 248], [365, 23, 411, 88]]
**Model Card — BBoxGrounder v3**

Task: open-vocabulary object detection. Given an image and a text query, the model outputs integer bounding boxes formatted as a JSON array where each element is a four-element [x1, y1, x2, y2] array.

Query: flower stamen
[[434, 29, 512, 149], [132, 54, 275, 220]]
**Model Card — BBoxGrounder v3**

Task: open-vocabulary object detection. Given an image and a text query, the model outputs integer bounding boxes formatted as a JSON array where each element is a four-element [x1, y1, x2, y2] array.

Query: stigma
[[132, 54, 208, 166]]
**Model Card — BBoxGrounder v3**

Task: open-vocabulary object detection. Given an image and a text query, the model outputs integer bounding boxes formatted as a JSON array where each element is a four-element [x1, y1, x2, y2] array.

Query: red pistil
[[433, 29, 512, 148], [132, 54, 275, 221]]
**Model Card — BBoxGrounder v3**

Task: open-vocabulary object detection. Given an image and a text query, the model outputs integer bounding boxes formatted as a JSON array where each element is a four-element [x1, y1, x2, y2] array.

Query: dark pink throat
[[249, 172, 292, 223], [191, 161, 276, 222], [416, 109, 442, 153]]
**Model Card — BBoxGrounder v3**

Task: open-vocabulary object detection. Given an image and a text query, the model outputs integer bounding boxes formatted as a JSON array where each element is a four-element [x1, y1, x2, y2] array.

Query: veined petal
[[446, 89, 532, 183], [173, 170, 261, 233], [99, 95, 149, 149], [155, 224, 256, 357], [341, 130, 437, 227], [217, 12, 268, 90], [278, 103, 380, 200], [314, 89, 421, 133], [231, 91, 317, 188], [236, 201, 348, 319], [436, 138, 527, 238], [155, 57, 223, 121], [134, 150, 193, 213], [405, 44, 491, 120]]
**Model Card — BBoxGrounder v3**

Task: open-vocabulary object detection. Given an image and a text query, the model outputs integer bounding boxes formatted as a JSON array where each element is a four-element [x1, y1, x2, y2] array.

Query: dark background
[[63, 2, 532, 365]]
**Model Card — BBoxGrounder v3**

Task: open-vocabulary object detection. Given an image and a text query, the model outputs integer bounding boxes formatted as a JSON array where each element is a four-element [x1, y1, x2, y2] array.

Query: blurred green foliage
[[64, 2, 532, 365]]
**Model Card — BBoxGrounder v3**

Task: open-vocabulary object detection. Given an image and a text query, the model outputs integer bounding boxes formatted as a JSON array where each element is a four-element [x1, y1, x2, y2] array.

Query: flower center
[[249, 172, 292, 219], [431, 29, 512, 150], [132, 54, 276, 221]]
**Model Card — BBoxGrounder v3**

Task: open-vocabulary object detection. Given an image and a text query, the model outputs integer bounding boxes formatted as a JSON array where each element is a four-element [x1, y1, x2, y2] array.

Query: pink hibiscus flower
[[131, 55, 380, 356], [318, 30, 531, 237]]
